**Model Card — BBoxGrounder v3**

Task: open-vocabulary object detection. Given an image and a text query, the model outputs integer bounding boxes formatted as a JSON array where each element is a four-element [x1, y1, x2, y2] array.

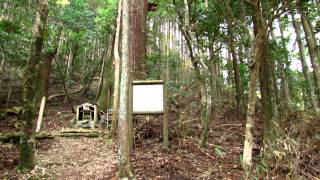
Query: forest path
[[35, 137, 117, 179], [1, 102, 245, 179]]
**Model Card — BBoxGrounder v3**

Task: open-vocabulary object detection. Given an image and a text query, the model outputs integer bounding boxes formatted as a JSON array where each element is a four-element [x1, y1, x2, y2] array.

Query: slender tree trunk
[[242, 0, 267, 174], [97, 37, 114, 111], [117, 0, 133, 177], [268, 27, 282, 114], [297, 0, 320, 103], [110, 0, 122, 137], [177, 0, 212, 148], [291, 13, 318, 110], [0, 51, 5, 84], [97, 62, 113, 112], [227, 50, 234, 96], [19, 0, 48, 170], [225, 0, 243, 116], [270, 51, 280, 111], [96, 52, 107, 99], [278, 21, 292, 109], [162, 57, 169, 149], [199, 77, 212, 148], [66, 47, 73, 82]]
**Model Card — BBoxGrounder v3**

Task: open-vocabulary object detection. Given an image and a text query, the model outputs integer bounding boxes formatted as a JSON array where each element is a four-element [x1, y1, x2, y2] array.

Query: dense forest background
[[0, 0, 319, 179]]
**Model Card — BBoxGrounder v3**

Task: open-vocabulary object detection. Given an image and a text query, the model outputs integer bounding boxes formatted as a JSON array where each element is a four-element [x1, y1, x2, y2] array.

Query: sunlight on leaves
[[56, 0, 70, 6]]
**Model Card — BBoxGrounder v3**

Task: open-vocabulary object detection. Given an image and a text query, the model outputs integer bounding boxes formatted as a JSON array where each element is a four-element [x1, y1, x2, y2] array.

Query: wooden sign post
[[132, 80, 168, 149]]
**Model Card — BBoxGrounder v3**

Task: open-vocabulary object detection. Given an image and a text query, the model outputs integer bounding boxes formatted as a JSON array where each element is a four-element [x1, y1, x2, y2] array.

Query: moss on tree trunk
[[18, 0, 49, 170]]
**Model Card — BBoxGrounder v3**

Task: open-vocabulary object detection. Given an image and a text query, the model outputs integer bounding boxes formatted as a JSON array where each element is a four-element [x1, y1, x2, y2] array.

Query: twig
[[197, 146, 216, 161], [53, 58, 75, 112], [47, 88, 82, 101], [213, 123, 243, 129]]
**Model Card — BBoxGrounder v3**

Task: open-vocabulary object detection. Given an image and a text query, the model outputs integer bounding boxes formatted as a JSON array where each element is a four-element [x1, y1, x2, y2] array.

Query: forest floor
[[0, 96, 246, 179]]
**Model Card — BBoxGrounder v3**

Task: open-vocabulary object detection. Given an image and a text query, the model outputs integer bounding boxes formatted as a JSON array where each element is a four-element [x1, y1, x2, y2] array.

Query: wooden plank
[[132, 80, 163, 85]]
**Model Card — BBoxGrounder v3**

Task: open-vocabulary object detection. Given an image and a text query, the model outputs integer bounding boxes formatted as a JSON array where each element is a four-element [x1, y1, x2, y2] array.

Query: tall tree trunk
[[278, 20, 292, 109], [110, 0, 122, 137], [297, 0, 320, 104], [242, 0, 267, 174], [117, 0, 133, 177], [19, 0, 48, 170], [130, 0, 147, 79], [199, 77, 212, 148], [66, 46, 73, 84], [258, 40, 276, 146], [268, 27, 281, 113], [291, 13, 318, 110], [97, 36, 114, 111], [269, 48, 280, 112], [175, 0, 212, 148], [97, 51, 113, 112], [227, 49, 234, 96], [162, 58, 169, 149], [255, 11, 277, 158], [35, 27, 63, 104], [225, 0, 243, 116]]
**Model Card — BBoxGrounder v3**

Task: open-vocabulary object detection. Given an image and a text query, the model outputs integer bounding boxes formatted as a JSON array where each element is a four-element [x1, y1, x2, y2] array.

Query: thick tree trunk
[[291, 13, 318, 110], [117, 0, 133, 177], [35, 27, 63, 105], [110, 0, 122, 137], [258, 43, 276, 145], [130, 0, 147, 79], [19, 0, 48, 170], [258, 19, 277, 144]]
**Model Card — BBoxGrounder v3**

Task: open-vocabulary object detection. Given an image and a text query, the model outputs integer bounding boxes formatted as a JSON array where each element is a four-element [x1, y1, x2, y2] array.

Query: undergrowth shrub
[[266, 111, 320, 179]]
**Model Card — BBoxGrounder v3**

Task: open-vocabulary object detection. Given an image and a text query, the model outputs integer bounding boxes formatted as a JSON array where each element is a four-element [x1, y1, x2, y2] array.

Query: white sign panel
[[133, 83, 163, 114]]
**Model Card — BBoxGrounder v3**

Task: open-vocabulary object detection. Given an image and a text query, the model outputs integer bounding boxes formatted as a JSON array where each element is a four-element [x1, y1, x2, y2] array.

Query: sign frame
[[132, 80, 164, 115]]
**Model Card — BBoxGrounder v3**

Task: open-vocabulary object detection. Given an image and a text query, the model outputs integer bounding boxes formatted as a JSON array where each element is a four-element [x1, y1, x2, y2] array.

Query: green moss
[[18, 136, 35, 170]]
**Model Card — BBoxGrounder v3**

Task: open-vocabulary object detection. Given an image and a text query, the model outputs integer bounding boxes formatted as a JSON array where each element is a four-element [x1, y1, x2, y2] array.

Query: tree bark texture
[[130, 0, 148, 79], [225, 0, 243, 116], [110, 0, 122, 137], [278, 21, 292, 109], [243, 0, 267, 174], [297, 0, 320, 104], [19, 0, 49, 170], [162, 59, 169, 149], [291, 13, 318, 110], [117, 0, 134, 177]]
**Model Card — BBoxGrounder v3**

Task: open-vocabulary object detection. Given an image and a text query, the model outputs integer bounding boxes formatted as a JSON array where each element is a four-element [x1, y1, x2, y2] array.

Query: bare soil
[[0, 98, 245, 179]]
